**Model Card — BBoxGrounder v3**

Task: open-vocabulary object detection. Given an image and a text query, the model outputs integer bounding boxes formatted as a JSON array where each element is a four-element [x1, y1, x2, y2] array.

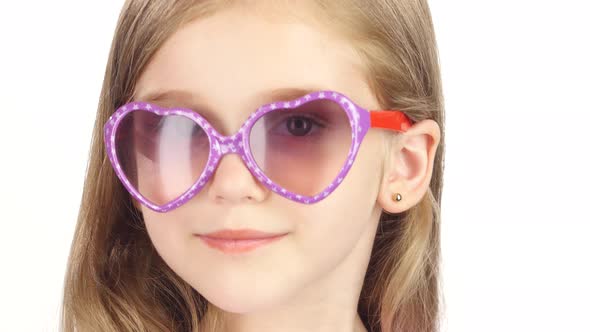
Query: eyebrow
[[134, 87, 322, 124]]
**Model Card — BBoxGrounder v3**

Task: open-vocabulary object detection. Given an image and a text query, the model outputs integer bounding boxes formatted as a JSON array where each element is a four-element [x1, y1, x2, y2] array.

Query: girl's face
[[134, 5, 386, 313]]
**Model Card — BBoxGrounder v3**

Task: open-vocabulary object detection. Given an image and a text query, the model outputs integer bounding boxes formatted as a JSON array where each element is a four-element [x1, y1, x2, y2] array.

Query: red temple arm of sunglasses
[[370, 110, 413, 132]]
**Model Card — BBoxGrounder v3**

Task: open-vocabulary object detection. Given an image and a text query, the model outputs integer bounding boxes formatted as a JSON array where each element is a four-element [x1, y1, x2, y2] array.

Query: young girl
[[61, 1, 444, 331]]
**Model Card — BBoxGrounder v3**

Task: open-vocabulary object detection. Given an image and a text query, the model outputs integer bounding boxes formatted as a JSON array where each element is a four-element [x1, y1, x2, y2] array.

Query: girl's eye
[[270, 115, 325, 137]]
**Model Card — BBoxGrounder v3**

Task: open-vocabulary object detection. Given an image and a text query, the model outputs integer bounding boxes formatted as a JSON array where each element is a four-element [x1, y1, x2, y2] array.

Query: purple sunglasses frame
[[104, 90, 414, 213]]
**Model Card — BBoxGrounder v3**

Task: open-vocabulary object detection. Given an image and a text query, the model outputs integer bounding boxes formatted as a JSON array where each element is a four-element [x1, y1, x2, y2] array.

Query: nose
[[206, 152, 268, 204]]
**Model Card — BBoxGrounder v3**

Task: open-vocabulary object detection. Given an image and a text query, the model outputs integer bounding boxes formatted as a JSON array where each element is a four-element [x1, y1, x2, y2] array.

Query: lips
[[199, 229, 287, 240], [195, 229, 288, 254]]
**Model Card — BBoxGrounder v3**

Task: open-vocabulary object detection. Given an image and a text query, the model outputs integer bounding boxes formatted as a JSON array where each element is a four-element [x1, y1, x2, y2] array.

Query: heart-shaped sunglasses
[[104, 90, 413, 212]]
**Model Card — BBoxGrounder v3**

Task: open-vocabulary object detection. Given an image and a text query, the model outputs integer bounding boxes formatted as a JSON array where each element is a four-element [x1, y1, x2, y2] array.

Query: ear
[[377, 119, 441, 214]]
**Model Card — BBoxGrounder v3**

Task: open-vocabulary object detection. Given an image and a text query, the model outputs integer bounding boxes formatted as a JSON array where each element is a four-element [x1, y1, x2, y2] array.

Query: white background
[[0, 1, 588, 331]]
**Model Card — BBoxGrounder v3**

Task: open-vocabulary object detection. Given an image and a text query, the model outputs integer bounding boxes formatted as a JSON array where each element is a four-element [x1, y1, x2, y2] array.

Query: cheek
[[288, 140, 383, 282], [294, 169, 381, 273], [313, 138, 382, 244], [143, 211, 193, 275]]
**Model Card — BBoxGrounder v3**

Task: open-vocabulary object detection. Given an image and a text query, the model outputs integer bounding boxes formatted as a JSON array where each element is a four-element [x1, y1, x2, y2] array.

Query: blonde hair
[[61, 1, 445, 331]]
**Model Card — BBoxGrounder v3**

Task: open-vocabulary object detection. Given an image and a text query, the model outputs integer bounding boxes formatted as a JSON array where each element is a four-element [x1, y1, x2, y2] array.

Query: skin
[[132, 4, 440, 332]]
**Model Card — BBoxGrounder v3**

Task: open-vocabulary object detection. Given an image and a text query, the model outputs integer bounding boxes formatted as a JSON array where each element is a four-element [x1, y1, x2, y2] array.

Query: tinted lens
[[115, 111, 210, 205], [249, 99, 352, 197]]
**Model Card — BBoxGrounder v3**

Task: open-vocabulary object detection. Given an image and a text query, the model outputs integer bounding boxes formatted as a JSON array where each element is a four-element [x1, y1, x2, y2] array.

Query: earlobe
[[377, 119, 440, 214]]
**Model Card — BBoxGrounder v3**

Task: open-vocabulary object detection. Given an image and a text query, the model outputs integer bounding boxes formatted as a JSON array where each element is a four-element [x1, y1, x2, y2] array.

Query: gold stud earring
[[393, 193, 402, 202]]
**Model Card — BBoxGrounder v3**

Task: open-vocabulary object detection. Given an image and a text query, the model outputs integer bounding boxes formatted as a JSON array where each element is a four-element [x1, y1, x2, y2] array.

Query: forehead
[[134, 5, 374, 129]]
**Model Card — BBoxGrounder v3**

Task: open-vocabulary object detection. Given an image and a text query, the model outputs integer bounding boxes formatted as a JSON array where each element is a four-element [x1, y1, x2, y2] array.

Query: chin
[[191, 275, 296, 314], [203, 287, 284, 314]]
